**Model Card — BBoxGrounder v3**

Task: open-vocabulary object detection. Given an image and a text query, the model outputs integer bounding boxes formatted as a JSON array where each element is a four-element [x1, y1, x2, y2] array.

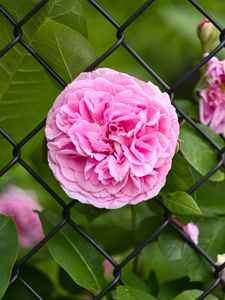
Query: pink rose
[[45, 68, 179, 209], [200, 56, 225, 134], [0, 186, 43, 248]]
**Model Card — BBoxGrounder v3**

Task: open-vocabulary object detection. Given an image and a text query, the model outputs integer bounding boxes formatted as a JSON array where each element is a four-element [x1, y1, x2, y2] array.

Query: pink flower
[[173, 218, 199, 245], [0, 186, 43, 248], [45, 68, 179, 209], [200, 56, 225, 134], [183, 222, 199, 245], [103, 259, 114, 277]]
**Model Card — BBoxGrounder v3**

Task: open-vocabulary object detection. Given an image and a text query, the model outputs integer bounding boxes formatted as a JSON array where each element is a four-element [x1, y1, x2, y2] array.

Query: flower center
[[207, 75, 225, 107]]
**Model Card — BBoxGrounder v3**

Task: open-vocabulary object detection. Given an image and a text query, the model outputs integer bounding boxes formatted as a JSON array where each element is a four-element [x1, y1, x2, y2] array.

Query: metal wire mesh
[[1, 0, 225, 299]]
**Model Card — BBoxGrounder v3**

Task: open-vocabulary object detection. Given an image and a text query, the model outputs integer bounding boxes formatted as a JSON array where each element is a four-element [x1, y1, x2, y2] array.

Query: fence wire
[[0, 0, 225, 299]]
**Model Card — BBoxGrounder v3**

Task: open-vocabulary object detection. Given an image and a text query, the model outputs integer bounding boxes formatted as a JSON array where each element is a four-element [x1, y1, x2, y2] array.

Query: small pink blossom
[[0, 186, 43, 248], [103, 259, 114, 277], [45, 68, 179, 209], [173, 218, 199, 245], [200, 56, 225, 134], [183, 222, 199, 245]]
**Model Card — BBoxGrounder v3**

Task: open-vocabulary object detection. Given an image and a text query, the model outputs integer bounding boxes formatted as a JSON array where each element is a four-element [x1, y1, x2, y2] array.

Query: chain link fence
[[0, 0, 225, 299]]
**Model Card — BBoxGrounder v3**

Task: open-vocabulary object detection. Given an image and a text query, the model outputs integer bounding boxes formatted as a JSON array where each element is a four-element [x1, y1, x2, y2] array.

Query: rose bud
[[197, 19, 219, 52], [45, 68, 179, 209], [0, 186, 43, 248]]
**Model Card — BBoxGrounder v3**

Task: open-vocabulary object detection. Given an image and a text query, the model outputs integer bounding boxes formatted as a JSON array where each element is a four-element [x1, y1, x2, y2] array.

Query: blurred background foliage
[[85, 0, 225, 93]]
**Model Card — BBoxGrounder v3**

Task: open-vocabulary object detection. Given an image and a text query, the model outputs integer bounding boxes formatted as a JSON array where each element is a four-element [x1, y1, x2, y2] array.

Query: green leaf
[[163, 153, 194, 194], [2, 282, 33, 300], [59, 267, 83, 295], [87, 208, 134, 254], [173, 99, 198, 120], [34, 18, 95, 83], [114, 286, 157, 300], [0, 0, 93, 165], [197, 180, 225, 216], [3, 264, 54, 300], [172, 289, 219, 300], [158, 278, 203, 300], [182, 245, 211, 282], [198, 217, 225, 258], [0, 215, 18, 299], [40, 210, 104, 295], [163, 191, 202, 216], [138, 242, 187, 284], [159, 220, 221, 281], [158, 229, 185, 260], [0, 0, 87, 37], [148, 271, 158, 297], [198, 124, 225, 148], [137, 216, 162, 243], [122, 272, 149, 293], [180, 124, 224, 182], [0, 16, 59, 167]]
